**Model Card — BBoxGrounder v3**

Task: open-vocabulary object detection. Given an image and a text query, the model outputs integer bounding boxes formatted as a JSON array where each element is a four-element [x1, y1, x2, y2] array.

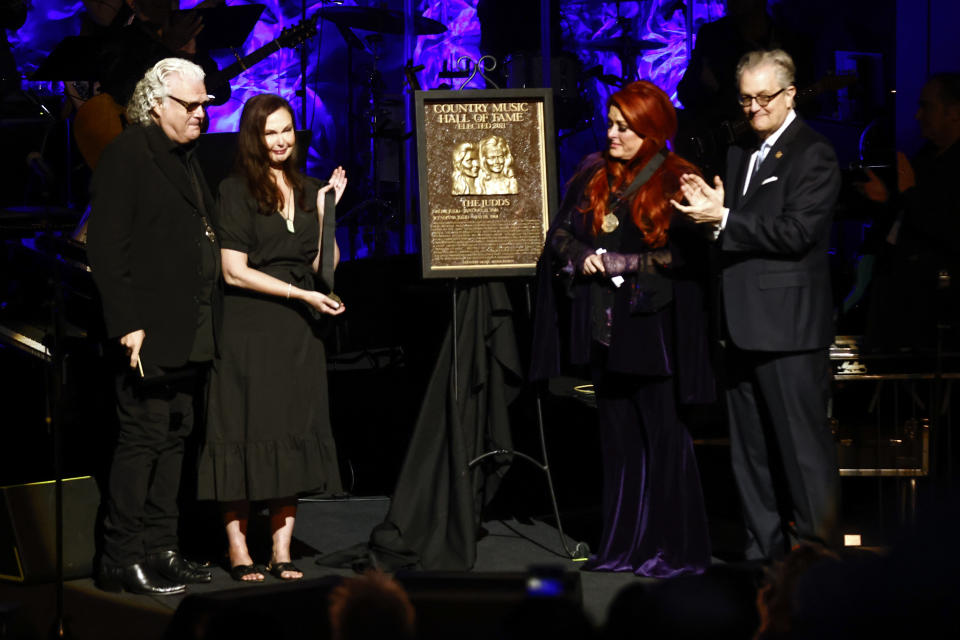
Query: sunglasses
[[167, 95, 215, 113]]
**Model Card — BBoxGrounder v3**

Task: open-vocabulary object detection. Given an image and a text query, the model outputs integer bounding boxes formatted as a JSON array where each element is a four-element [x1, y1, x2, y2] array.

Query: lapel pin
[[775, 151, 783, 159]]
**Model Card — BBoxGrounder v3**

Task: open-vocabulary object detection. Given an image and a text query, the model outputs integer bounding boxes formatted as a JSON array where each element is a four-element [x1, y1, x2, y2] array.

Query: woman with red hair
[[533, 80, 714, 577]]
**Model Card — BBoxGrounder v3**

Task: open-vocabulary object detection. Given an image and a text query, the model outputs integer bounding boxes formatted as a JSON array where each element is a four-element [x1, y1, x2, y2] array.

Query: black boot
[[96, 561, 186, 595], [147, 549, 214, 584]]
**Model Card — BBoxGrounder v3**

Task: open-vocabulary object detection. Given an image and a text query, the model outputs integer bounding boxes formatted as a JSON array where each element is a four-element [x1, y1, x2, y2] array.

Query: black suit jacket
[[719, 116, 840, 352], [87, 124, 221, 368]]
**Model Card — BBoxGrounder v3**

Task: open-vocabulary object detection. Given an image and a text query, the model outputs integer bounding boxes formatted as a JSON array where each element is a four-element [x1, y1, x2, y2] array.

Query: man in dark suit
[[673, 49, 841, 561], [86, 57, 219, 594]]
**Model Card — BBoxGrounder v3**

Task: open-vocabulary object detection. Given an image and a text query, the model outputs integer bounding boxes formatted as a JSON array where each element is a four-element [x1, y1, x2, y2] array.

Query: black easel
[[451, 277, 589, 561], [435, 45, 587, 560], [450, 279, 590, 560]]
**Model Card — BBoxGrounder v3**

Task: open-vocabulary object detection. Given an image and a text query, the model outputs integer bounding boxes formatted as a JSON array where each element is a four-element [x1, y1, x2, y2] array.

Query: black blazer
[[87, 124, 221, 368], [719, 116, 840, 352]]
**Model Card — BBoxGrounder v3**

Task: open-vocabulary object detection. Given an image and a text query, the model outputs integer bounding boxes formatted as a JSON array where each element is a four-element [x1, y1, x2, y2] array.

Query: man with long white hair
[[87, 57, 220, 595]]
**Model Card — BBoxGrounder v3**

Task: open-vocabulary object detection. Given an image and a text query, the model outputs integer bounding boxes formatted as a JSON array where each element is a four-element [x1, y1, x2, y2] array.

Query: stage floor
[[2, 497, 656, 640]]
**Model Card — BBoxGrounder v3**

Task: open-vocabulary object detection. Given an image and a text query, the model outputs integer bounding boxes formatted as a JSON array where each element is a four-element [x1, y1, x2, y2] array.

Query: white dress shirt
[[717, 108, 798, 235]]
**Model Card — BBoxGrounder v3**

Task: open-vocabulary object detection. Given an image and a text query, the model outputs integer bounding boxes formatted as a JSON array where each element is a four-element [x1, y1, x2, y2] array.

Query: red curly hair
[[581, 80, 701, 248]]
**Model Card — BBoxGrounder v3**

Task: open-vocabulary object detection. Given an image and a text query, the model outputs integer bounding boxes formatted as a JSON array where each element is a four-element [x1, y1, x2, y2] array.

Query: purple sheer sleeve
[[600, 248, 673, 277]]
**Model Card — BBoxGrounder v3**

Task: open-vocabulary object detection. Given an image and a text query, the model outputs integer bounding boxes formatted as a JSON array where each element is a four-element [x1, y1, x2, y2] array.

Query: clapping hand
[[671, 173, 726, 225]]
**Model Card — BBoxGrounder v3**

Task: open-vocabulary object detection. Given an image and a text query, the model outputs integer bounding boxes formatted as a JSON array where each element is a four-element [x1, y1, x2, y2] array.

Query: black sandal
[[267, 562, 303, 580], [230, 564, 267, 582]]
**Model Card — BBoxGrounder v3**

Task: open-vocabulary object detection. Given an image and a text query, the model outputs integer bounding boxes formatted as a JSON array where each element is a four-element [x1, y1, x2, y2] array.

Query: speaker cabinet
[[0, 476, 99, 584]]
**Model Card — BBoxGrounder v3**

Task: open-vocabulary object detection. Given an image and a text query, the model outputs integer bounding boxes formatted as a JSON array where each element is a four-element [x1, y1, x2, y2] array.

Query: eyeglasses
[[167, 95, 214, 113], [738, 87, 786, 108]]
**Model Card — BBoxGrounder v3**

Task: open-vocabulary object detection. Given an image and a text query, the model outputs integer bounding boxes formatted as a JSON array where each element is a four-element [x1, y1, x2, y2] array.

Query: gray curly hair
[[126, 57, 206, 126]]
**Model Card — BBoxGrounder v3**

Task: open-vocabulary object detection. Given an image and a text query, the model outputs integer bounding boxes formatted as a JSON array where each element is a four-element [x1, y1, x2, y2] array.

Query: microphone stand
[[39, 181, 72, 639], [299, 0, 308, 130]]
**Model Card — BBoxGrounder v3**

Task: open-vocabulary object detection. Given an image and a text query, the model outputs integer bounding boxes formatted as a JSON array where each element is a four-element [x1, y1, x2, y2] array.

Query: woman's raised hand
[[317, 166, 348, 209]]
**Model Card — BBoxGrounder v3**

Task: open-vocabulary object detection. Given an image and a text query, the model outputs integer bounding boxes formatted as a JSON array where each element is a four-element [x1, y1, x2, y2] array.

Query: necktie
[[752, 142, 768, 180], [743, 143, 766, 195]]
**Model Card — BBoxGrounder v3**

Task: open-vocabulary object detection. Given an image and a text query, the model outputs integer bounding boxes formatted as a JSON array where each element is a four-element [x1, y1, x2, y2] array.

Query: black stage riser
[[165, 571, 583, 640]]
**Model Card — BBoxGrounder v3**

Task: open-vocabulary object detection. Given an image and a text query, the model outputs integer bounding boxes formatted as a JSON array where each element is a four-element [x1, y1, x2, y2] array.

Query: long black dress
[[197, 175, 342, 502], [531, 154, 714, 577]]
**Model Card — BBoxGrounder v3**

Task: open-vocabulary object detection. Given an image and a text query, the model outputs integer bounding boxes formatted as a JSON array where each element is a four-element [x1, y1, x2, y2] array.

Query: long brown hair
[[234, 93, 305, 215], [581, 80, 701, 248]]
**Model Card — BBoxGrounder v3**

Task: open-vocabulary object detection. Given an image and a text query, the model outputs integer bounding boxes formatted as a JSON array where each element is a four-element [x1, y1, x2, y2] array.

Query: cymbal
[[578, 37, 668, 54], [317, 7, 447, 36]]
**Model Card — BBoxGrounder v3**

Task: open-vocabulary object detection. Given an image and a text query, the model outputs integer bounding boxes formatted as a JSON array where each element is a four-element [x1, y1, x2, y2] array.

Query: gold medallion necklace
[[601, 212, 620, 233]]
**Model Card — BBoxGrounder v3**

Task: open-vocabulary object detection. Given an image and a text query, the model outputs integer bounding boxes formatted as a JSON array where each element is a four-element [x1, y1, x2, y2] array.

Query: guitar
[[73, 16, 318, 170]]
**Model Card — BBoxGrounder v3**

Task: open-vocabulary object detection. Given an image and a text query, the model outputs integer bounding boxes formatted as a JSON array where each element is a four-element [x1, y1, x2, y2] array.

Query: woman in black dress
[[197, 94, 346, 581]]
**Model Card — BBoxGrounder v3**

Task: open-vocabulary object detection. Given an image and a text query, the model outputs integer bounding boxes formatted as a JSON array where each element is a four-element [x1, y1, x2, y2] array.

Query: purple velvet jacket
[[530, 154, 716, 404]]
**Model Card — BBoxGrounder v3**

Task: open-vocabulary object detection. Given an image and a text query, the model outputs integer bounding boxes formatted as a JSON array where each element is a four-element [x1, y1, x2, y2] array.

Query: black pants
[[724, 345, 838, 561], [102, 363, 206, 566]]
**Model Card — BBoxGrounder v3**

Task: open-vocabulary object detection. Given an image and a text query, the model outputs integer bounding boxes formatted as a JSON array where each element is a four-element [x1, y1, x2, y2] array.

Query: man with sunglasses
[[87, 57, 220, 594], [673, 49, 841, 562]]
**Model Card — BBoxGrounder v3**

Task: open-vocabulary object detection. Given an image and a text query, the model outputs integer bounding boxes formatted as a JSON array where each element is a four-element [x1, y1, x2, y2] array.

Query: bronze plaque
[[415, 89, 558, 278]]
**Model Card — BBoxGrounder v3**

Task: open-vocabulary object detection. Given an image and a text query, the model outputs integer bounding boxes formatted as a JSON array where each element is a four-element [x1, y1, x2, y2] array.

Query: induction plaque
[[415, 89, 559, 278]]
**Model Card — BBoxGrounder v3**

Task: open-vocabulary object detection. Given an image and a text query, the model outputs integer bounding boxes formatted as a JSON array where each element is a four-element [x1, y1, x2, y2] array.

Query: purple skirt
[[582, 373, 711, 578]]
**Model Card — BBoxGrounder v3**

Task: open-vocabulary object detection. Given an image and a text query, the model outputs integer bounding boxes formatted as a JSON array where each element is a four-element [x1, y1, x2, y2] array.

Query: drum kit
[[313, 1, 666, 233], [314, 1, 668, 119], [314, 6, 448, 246], [31, 0, 667, 153], [318, 6, 447, 37], [500, 0, 667, 136], [573, 0, 668, 84], [25, 1, 670, 229]]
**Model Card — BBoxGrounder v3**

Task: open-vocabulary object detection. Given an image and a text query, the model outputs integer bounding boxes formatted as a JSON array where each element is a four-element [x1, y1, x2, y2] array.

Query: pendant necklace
[[279, 182, 295, 233], [602, 193, 621, 233], [601, 212, 620, 233], [601, 147, 668, 235]]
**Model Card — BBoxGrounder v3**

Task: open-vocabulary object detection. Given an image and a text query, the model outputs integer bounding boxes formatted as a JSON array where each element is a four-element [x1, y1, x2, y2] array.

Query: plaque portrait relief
[[451, 142, 480, 195], [477, 135, 519, 195], [417, 89, 558, 278]]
